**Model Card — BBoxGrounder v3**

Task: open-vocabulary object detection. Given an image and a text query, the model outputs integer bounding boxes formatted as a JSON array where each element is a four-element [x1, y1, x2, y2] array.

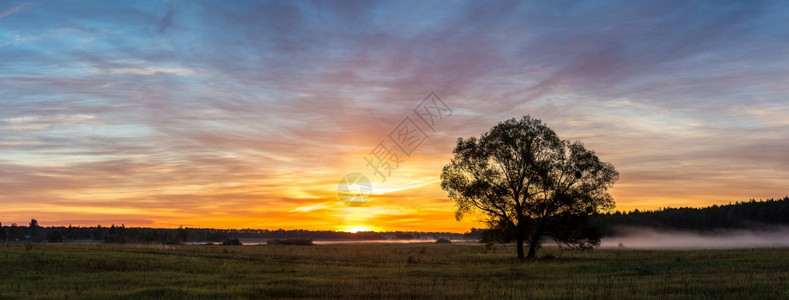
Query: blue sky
[[1, 0, 788, 230]]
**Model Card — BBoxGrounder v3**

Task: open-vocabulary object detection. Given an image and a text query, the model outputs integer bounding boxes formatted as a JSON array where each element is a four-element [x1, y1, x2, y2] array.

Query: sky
[[1, 1, 788, 232]]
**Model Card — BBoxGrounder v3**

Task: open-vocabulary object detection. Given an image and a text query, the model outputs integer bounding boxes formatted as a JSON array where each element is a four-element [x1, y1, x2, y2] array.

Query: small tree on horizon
[[29, 219, 41, 242], [441, 116, 618, 259]]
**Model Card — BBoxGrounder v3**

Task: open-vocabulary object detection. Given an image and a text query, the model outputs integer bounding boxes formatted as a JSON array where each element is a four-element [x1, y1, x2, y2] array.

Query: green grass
[[1, 243, 788, 299]]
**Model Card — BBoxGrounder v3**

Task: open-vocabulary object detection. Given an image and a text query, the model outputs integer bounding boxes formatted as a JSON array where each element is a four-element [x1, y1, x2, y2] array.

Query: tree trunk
[[527, 223, 544, 259], [516, 235, 525, 259], [526, 228, 543, 259], [515, 220, 526, 259], [527, 239, 538, 259]]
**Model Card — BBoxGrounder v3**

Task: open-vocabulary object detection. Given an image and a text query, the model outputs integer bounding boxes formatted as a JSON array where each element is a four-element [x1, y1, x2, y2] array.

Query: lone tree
[[441, 116, 618, 259]]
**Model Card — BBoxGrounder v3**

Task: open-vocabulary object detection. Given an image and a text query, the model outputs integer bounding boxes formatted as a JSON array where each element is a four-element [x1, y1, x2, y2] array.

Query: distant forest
[[0, 220, 467, 244], [1, 197, 787, 244], [593, 197, 789, 235]]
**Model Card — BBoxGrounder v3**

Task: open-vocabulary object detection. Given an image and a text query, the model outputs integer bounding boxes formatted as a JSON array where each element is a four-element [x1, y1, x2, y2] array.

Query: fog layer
[[600, 226, 789, 249]]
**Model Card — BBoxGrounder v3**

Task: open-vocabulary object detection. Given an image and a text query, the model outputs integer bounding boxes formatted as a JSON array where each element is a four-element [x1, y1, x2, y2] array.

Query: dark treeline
[[0, 219, 468, 244], [593, 197, 789, 235], [476, 197, 789, 243], [4, 197, 786, 244]]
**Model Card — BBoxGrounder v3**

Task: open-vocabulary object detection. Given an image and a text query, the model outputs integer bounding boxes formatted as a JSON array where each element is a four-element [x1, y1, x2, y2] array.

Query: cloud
[[0, 2, 33, 19], [100, 66, 206, 76], [0, 1, 787, 230]]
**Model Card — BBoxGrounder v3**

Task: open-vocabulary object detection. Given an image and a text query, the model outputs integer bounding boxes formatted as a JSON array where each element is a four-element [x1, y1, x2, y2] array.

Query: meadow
[[1, 242, 787, 299]]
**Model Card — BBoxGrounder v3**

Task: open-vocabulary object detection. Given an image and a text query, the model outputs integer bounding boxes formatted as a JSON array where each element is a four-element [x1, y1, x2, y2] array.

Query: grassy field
[[1, 242, 788, 299]]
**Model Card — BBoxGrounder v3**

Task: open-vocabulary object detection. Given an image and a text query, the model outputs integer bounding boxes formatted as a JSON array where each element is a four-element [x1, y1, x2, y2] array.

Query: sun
[[342, 225, 375, 233]]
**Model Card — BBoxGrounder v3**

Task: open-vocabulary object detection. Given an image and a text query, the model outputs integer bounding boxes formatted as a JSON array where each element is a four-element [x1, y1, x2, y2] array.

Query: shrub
[[435, 238, 452, 244], [222, 238, 242, 246]]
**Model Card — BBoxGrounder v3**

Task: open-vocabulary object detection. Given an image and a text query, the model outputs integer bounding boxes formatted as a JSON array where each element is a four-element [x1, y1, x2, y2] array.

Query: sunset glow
[[1, 1, 788, 232], [342, 226, 376, 234]]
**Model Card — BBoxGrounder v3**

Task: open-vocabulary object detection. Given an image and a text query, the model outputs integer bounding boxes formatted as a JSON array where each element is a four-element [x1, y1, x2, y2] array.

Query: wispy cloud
[[0, 2, 33, 19], [1, 0, 787, 230], [99, 66, 207, 76]]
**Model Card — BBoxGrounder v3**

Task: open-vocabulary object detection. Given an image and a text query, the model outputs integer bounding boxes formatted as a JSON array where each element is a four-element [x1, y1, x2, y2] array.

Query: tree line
[[592, 197, 789, 235], [468, 197, 789, 243], [3, 197, 785, 244], [0, 221, 466, 244]]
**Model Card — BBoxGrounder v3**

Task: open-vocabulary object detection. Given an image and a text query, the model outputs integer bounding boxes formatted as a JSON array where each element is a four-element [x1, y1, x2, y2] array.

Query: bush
[[222, 238, 242, 246], [266, 238, 313, 246], [435, 238, 452, 244]]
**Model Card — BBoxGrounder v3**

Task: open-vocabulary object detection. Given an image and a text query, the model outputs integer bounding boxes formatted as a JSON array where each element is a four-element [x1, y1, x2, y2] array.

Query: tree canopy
[[441, 116, 618, 258]]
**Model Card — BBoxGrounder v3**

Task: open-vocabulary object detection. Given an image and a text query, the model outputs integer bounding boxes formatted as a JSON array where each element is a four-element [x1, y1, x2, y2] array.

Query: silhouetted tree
[[104, 224, 127, 243], [66, 225, 77, 240], [29, 219, 41, 242], [177, 226, 189, 243], [441, 116, 618, 259], [47, 230, 64, 243], [94, 224, 105, 241], [8, 223, 20, 241]]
